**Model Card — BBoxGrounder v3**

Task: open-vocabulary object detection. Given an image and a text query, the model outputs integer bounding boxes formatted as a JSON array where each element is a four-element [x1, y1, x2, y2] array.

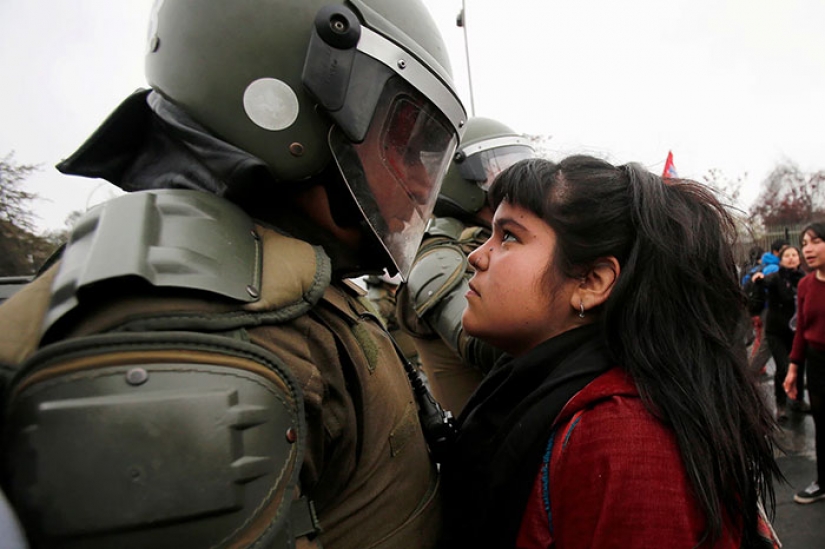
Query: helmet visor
[[458, 143, 536, 191], [330, 77, 457, 278]]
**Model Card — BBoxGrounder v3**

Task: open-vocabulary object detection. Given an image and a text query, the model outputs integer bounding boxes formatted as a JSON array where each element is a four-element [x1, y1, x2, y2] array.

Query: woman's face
[[802, 231, 825, 271], [780, 247, 800, 269], [463, 200, 580, 356]]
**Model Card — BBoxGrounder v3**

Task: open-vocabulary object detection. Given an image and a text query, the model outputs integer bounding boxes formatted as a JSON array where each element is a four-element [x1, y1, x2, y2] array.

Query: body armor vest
[[0, 190, 440, 549]]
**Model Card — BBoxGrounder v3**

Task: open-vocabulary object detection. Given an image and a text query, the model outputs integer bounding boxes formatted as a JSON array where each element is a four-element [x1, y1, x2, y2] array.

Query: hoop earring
[[579, 301, 586, 318]]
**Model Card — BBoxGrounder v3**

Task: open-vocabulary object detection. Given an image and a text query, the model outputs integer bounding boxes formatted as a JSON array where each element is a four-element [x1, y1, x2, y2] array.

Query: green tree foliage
[[750, 162, 825, 227], [0, 152, 58, 276]]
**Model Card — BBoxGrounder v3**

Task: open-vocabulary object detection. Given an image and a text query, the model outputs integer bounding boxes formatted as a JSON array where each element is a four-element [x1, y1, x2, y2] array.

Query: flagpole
[[457, 0, 476, 116]]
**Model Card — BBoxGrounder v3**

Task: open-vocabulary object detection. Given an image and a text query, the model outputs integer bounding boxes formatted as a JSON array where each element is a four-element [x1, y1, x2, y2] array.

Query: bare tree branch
[[0, 152, 40, 233]]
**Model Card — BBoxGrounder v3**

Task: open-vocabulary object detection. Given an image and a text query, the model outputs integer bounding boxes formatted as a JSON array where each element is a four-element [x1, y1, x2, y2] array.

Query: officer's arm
[[405, 244, 501, 372], [458, 332, 503, 375]]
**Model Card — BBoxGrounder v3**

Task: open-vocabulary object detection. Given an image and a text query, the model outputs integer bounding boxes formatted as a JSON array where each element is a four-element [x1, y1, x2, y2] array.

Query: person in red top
[[785, 221, 825, 504], [438, 157, 780, 548], [516, 369, 741, 548]]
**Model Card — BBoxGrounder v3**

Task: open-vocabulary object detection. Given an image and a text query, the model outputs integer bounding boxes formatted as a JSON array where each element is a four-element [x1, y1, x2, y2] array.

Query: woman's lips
[[467, 281, 480, 297]]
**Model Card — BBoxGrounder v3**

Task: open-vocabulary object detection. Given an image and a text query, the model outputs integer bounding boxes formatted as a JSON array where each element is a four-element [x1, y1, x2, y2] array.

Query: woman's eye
[[502, 231, 517, 243]]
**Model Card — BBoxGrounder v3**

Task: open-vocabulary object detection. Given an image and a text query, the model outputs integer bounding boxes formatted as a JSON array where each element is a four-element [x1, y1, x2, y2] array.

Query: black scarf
[[52, 90, 373, 276], [440, 324, 614, 548], [56, 89, 270, 197]]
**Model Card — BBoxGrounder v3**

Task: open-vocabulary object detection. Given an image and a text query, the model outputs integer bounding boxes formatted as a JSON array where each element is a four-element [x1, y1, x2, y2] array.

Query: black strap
[[291, 496, 322, 540]]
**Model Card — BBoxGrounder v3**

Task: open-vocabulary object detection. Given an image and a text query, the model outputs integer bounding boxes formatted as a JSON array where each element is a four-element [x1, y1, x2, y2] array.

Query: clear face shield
[[330, 77, 458, 278], [303, 9, 466, 279], [457, 139, 536, 191]]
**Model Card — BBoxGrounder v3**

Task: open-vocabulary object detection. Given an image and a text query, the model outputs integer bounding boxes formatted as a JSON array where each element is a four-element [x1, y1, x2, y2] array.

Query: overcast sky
[[1, 0, 824, 232]]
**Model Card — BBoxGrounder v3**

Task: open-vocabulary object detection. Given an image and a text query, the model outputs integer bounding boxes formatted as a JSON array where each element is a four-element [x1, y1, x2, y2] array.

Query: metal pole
[[458, 0, 476, 116]]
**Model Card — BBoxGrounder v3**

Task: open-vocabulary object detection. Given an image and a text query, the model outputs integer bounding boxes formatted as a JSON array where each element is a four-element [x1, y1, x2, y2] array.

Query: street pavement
[[760, 362, 825, 548]]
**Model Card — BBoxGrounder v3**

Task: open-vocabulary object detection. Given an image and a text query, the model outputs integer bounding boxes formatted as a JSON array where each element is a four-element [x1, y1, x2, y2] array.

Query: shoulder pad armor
[[459, 225, 490, 246], [425, 217, 465, 240], [407, 243, 468, 317], [39, 192, 332, 341], [43, 190, 262, 336], [4, 330, 310, 548]]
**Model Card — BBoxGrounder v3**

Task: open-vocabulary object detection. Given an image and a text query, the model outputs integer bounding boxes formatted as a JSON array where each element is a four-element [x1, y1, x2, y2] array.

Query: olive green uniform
[[363, 276, 420, 368], [0, 197, 440, 549]]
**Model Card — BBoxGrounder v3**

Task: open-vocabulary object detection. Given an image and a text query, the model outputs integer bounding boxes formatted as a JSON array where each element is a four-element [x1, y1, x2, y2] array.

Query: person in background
[[750, 244, 807, 420], [738, 246, 764, 348], [440, 156, 780, 548], [395, 117, 535, 415], [742, 245, 765, 282], [786, 222, 825, 504], [746, 239, 789, 377], [742, 241, 786, 287], [0, 1, 465, 547]]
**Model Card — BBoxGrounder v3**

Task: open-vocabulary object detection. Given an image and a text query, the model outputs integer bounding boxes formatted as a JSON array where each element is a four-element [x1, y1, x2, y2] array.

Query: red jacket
[[516, 368, 747, 549], [790, 273, 825, 364]]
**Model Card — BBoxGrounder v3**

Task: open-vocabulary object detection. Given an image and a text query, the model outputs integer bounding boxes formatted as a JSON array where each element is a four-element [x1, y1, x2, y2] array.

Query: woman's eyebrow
[[494, 216, 528, 234]]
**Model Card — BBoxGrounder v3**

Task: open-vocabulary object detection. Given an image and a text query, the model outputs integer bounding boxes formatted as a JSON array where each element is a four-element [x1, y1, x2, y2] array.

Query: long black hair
[[488, 156, 779, 546]]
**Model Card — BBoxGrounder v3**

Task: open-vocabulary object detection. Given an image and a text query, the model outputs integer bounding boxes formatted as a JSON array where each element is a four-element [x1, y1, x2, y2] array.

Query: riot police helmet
[[434, 117, 534, 224], [145, 0, 466, 278]]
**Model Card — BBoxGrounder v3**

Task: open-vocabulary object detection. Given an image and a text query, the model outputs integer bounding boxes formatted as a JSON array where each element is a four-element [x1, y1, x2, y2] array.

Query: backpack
[[746, 278, 768, 317]]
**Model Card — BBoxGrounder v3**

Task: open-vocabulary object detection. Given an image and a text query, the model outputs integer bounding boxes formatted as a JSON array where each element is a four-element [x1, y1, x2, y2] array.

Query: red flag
[[662, 150, 677, 179]]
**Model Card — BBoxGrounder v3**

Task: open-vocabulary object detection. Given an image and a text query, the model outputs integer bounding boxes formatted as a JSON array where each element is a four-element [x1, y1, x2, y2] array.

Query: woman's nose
[[468, 245, 490, 271]]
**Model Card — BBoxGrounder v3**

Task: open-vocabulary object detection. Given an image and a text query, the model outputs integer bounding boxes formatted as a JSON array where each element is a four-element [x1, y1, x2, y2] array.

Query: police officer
[[396, 117, 535, 415], [0, 1, 465, 548]]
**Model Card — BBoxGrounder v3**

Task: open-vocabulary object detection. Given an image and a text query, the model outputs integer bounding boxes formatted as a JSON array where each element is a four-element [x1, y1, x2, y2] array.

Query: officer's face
[[332, 80, 456, 277], [359, 98, 449, 234]]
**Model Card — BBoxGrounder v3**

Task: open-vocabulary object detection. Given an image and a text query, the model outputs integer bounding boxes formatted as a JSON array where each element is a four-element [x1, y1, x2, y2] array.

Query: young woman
[[785, 222, 825, 504], [439, 157, 780, 548], [750, 245, 807, 420]]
